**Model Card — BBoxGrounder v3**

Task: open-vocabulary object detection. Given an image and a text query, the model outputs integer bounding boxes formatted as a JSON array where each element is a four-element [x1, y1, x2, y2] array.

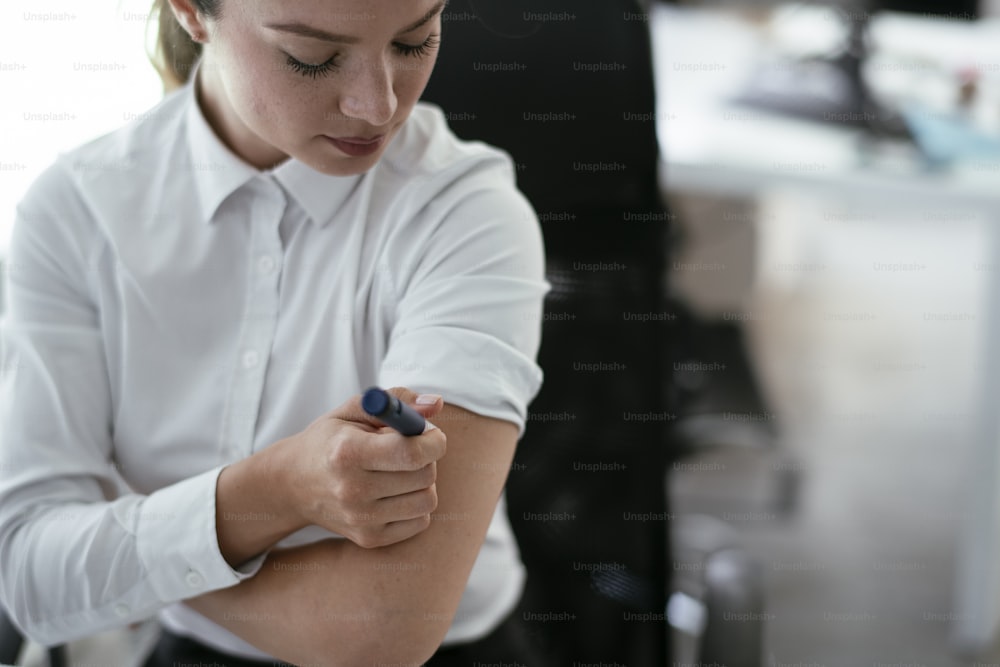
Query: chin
[[299, 149, 381, 177]]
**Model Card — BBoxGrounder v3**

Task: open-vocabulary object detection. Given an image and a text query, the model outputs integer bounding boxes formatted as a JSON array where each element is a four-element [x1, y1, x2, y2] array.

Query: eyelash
[[394, 34, 440, 59], [285, 34, 441, 79], [285, 54, 339, 79]]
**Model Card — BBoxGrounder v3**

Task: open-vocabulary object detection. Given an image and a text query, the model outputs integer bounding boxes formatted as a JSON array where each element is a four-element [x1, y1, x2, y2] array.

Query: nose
[[338, 55, 398, 127]]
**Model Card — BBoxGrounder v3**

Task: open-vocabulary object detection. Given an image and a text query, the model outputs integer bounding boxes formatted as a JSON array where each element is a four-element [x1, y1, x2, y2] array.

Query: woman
[[0, 0, 548, 665]]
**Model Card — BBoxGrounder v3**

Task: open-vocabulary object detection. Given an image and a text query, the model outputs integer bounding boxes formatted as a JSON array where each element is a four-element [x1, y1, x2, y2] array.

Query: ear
[[166, 0, 211, 43]]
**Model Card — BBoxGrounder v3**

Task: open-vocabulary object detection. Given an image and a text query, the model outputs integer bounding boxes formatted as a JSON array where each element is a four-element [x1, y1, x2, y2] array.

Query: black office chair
[[422, 1, 675, 664], [422, 0, 771, 664], [0, 609, 65, 667]]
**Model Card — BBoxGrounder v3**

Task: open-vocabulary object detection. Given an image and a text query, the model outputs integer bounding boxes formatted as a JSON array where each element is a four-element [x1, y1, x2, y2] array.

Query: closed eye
[[393, 34, 440, 58], [285, 33, 439, 79], [286, 53, 341, 78]]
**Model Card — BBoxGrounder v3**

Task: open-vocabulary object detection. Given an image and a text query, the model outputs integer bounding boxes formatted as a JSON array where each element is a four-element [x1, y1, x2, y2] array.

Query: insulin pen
[[361, 387, 426, 436]]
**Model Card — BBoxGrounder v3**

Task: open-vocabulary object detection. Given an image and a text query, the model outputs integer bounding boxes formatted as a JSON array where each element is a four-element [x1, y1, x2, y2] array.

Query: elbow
[[377, 632, 445, 667], [331, 643, 440, 667], [369, 612, 451, 667], [312, 617, 447, 667], [349, 642, 443, 667]]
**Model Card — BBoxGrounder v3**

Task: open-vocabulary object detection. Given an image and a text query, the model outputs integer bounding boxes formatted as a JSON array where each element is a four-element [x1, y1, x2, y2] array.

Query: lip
[[324, 134, 385, 157]]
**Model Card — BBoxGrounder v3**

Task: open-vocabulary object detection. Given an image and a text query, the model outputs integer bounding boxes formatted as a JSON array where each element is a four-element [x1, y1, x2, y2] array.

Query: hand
[[274, 387, 446, 548]]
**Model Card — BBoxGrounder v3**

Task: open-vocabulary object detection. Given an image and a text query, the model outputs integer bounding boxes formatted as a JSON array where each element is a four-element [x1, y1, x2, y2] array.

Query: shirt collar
[[185, 60, 363, 228], [271, 157, 363, 230]]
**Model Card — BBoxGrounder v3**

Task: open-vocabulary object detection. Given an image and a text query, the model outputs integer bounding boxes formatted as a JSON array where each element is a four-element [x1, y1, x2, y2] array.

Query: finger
[[363, 463, 437, 499], [329, 393, 392, 430], [410, 391, 445, 419], [373, 485, 438, 521], [385, 388, 445, 432], [357, 515, 433, 549], [358, 429, 447, 472], [378, 387, 444, 431]]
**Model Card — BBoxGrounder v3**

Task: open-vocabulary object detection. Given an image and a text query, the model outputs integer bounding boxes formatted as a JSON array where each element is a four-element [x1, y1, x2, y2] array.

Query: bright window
[[0, 0, 164, 255]]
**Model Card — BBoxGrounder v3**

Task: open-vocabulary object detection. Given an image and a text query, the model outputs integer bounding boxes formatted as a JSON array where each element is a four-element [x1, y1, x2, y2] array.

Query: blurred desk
[[651, 2, 1000, 654]]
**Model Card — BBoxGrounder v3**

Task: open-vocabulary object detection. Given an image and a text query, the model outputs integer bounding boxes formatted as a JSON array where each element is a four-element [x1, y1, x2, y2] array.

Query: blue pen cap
[[361, 386, 426, 436], [362, 387, 391, 416]]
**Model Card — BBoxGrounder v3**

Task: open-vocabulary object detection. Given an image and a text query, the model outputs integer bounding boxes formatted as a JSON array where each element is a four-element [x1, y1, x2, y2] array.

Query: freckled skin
[[185, 0, 441, 174]]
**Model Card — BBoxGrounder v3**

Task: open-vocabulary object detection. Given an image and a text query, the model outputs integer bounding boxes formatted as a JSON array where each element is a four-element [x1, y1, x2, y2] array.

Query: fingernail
[[423, 420, 439, 433], [416, 394, 442, 405]]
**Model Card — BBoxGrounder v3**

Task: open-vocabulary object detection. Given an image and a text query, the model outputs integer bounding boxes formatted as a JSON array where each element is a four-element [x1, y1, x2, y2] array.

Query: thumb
[[385, 386, 445, 419], [329, 386, 445, 430]]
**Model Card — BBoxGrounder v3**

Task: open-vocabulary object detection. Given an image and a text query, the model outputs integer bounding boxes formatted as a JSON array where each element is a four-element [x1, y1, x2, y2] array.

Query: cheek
[[394, 59, 437, 109], [217, 40, 280, 124], [233, 56, 318, 139]]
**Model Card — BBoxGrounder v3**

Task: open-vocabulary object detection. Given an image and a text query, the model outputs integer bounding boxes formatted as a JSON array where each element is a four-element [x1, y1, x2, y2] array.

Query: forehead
[[236, 0, 446, 34]]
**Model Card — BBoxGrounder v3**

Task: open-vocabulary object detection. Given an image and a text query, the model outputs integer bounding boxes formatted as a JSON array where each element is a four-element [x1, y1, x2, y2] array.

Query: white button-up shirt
[[0, 68, 548, 659]]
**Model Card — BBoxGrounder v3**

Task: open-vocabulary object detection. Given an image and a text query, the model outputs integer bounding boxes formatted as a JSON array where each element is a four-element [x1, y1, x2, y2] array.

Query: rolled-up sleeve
[[0, 166, 264, 647], [378, 165, 550, 436]]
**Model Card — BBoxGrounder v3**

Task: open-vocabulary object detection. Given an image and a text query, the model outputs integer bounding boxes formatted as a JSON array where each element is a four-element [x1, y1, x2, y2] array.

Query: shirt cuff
[[135, 465, 265, 603]]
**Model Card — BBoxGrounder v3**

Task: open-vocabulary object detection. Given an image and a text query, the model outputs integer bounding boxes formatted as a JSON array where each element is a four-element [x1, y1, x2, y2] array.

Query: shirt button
[[242, 350, 259, 369], [257, 256, 276, 274], [113, 603, 130, 617], [185, 570, 204, 588]]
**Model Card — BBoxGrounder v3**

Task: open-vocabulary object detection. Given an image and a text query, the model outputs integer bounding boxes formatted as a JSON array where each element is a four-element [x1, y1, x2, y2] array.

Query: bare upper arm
[[184, 402, 521, 666], [344, 402, 519, 646]]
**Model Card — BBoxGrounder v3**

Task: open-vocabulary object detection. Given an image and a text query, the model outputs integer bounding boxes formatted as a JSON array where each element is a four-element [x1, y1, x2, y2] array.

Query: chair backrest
[[422, 2, 673, 662], [0, 607, 24, 666]]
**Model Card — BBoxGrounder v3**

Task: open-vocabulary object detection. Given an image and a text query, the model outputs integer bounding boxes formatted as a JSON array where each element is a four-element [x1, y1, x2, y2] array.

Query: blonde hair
[[148, 0, 219, 92]]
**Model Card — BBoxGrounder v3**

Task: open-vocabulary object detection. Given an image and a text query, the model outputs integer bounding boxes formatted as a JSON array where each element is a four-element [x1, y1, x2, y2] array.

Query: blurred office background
[[4, 1, 1000, 666], [658, 0, 1000, 665]]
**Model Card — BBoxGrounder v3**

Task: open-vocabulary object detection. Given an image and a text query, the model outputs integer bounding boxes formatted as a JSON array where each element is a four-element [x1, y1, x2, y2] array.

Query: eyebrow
[[265, 0, 448, 44]]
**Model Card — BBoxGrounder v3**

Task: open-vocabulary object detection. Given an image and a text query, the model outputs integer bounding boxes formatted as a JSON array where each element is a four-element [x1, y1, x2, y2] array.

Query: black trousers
[[141, 607, 542, 667]]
